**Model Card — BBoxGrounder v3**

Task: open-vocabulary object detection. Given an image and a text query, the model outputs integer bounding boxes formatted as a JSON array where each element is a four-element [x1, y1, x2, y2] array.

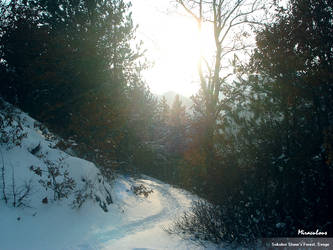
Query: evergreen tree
[[247, 0, 333, 236], [167, 95, 187, 156], [169, 95, 186, 127], [170, 0, 333, 244], [0, 0, 153, 173], [157, 96, 170, 126]]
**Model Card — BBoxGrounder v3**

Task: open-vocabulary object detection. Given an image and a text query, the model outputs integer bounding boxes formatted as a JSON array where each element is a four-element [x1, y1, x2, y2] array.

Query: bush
[[72, 177, 95, 209], [168, 199, 261, 247], [72, 174, 113, 212], [131, 184, 153, 198], [30, 161, 76, 201], [0, 102, 27, 148], [1, 150, 33, 207]]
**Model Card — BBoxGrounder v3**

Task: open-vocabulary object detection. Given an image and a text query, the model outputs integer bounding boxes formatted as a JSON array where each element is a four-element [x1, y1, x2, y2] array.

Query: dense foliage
[[0, 0, 156, 174], [1, 0, 332, 246], [168, 0, 333, 246]]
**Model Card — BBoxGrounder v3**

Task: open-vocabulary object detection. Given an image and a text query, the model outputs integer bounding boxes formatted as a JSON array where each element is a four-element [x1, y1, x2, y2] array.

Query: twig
[[11, 165, 16, 207], [0, 149, 7, 204], [17, 180, 32, 208]]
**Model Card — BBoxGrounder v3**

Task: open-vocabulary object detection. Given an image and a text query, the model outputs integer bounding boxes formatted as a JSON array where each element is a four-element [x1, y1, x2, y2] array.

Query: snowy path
[[1, 175, 216, 250], [93, 176, 208, 250], [0, 107, 217, 250], [97, 184, 178, 241]]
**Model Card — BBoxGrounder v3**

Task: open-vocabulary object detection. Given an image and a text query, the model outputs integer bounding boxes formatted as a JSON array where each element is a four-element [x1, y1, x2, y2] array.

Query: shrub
[[0, 103, 27, 148], [1, 151, 33, 207], [131, 184, 153, 198], [31, 162, 76, 201], [167, 199, 261, 247], [72, 177, 95, 209], [72, 175, 113, 212]]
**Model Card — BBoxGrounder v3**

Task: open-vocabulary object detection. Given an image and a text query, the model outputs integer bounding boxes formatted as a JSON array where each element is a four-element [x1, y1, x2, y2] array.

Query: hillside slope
[[0, 102, 216, 249]]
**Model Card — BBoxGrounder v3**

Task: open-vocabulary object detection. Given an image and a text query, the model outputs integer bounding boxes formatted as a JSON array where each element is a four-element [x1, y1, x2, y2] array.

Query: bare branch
[[1, 149, 7, 204], [220, 73, 233, 83], [176, 0, 268, 128], [216, 86, 242, 114], [198, 56, 208, 93], [221, 45, 249, 58], [231, 20, 265, 28], [219, 0, 245, 33], [203, 57, 212, 77], [176, 0, 201, 23]]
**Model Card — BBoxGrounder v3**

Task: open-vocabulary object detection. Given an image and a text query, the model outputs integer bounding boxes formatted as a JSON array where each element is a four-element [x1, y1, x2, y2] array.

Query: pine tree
[[167, 95, 187, 156], [0, 0, 152, 171], [247, 0, 333, 236], [157, 96, 170, 125], [169, 95, 186, 127]]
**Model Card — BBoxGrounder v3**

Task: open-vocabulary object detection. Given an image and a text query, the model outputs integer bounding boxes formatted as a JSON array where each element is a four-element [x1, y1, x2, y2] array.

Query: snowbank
[[0, 103, 217, 249], [0, 102, 112, 211]]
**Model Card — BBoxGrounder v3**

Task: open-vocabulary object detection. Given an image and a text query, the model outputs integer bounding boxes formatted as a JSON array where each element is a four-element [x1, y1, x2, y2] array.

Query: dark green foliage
[[256, 0, 331, 239], [0, 0, 137, 119], [0, 0, 157, 174], [2, 0, 332, 245], [0, 100, 27, 148], [244, 0, 333, 237], [131, 184, 153, 198], [169, 0, 333, 245]]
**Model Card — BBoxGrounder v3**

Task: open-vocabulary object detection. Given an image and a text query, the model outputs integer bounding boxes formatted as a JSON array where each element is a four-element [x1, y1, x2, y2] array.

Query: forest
[[0, 0, 332, 247]]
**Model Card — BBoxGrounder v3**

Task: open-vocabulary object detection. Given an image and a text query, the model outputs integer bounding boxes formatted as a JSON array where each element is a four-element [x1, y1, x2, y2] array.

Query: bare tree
[[175, 0, 269, 172]]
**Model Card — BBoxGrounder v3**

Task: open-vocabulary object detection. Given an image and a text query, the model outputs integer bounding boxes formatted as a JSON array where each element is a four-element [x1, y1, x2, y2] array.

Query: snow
[[0, 176, 214, 250], [0, 103, 218, 249]]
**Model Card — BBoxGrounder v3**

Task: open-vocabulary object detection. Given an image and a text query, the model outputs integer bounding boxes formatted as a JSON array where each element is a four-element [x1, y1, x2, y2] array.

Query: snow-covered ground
[[0, 103, 217, 249], [1, 175, 216, 250]]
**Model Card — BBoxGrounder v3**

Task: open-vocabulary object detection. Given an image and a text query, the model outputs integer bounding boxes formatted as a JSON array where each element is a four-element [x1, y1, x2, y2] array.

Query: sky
[[130, 0, 203, 97], [130, 0, 286, 98]]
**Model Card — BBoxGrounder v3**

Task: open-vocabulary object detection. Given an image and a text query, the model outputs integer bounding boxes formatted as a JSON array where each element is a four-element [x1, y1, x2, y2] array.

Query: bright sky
[[131, 0, 205, 97], [130, 0, 281, 98]]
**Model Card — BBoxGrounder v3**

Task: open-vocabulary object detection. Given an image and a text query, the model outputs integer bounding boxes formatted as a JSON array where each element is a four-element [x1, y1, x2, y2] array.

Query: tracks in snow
[[96, 177, 190, 243]]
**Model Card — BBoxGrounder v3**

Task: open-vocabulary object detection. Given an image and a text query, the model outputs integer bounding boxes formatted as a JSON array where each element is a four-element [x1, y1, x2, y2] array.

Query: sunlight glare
[[132, 0, 212, 97], [146, 16, 203, 97]]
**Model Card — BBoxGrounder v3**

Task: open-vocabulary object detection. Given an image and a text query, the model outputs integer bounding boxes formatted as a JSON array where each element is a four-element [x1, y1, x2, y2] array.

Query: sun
[[132, 0, 212, 97], [144, 15, 203, 97]]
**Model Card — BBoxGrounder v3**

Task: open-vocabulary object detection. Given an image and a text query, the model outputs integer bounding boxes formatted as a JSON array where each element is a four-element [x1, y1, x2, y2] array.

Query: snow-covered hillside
[[0, 102, 216, 249]]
